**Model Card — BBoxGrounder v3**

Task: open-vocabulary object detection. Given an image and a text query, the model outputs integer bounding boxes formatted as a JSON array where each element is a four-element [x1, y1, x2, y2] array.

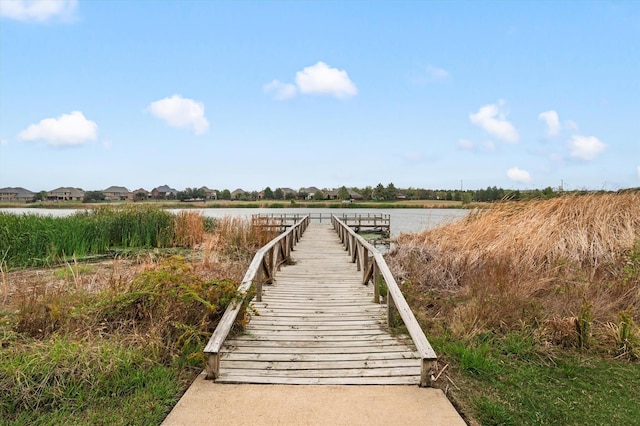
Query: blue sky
[[1, 0, 638, 193]]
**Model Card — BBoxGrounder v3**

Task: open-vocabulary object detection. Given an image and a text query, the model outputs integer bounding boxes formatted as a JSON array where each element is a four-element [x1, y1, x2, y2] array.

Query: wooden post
[[373, 262, 380, 304], [205, 353, 220, 380], [387, 291, 397, 327], [362, 247, 369, 281], [420, 359, 436, 387]]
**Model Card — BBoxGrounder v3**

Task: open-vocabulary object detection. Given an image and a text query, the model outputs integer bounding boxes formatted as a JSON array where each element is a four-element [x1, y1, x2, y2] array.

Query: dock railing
[[203, 215, 310, 380], [253, 213, 390, 236], [331, 215, 438, 387]]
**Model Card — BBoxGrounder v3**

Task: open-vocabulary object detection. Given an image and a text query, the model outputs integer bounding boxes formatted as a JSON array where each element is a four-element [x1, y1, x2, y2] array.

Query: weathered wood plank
[[215, 375, 419, 385]]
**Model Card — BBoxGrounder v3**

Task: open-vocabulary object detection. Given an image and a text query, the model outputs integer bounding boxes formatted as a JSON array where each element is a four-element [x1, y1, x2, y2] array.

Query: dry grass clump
[[388, 192, 640, 352]]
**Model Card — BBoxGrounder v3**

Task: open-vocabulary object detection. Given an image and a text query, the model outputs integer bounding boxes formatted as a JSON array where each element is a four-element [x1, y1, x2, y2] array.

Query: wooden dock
[[252, 213, 390, 238], [216, 224, 422, 385]]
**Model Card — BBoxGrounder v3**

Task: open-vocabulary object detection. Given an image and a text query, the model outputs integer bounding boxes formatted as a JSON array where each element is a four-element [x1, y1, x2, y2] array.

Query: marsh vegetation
[[388, 192, 640, 424]]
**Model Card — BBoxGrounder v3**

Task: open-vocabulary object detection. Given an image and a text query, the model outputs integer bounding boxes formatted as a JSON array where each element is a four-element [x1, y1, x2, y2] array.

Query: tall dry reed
[[388, 192, 640, 348]]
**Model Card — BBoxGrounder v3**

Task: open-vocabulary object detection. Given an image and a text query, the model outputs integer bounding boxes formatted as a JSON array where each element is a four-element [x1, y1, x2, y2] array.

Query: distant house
[[280, 187, 297, 198], [302, 187, 321, 200], [103, 186, 130, 201], [201, 186, 217, 200], [129, 188, 150, 201], [48, 187, 85, 201], [0, 187, 35, 202], [347, 189, 364, 200], [323, 189, 339, 200], [322, 188, 363, 201], [230, 188, 246, 200], [151, 185, 178, 199]]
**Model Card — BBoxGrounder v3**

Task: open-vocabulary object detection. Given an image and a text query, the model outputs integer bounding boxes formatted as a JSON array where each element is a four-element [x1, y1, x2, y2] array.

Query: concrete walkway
[[162, 372, 466, 425]]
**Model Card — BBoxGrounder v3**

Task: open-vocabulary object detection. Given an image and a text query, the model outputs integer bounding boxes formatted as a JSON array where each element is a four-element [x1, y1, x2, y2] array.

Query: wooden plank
[[215, 375, 419, 385], [217, 366, 420, 378], [221, 352, 419, 362], [221, 359, 420, 370]]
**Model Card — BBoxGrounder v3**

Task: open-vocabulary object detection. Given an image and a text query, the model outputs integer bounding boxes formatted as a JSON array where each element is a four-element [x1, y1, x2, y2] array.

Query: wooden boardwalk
[[217, 224, 421, 385]]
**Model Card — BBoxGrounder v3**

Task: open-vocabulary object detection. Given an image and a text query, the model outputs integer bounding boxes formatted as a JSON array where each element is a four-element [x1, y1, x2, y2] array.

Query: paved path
[[162, 375, 466, 425]]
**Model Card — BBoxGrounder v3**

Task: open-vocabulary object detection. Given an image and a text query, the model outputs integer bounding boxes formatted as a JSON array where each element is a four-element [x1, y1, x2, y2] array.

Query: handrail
[[203, 215, 310, 380], [331, 215, 437, 387]]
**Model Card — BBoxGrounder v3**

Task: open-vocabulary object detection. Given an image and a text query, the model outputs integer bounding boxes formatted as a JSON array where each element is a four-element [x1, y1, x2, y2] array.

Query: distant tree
[[298, 191, 309, 200], [32, 191, 48, 202], [274, 188, 284, 200], [83, 191, 105, 203], [177, 187, 206, 201], [359, 186, 372, 200], [263, 187, 274, 199], [385, 183, 397, 200], [373, 183, 385, 200], [313, 190, 324, 201], [285, 192, 296, 200], [337, 186, 350, 200], [249, 191, 259, 201], [220, 189, 231, 200]]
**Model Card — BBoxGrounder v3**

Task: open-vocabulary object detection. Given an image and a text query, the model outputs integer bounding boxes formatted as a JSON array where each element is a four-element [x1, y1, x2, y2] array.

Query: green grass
[[1, 256, 249, 425], [0, 336, 185, 426], [432, 333, 640, 425]]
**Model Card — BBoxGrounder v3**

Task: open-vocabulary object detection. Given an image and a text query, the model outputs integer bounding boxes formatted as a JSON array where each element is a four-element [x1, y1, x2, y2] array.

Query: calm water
[[0, 208, 467, 237]]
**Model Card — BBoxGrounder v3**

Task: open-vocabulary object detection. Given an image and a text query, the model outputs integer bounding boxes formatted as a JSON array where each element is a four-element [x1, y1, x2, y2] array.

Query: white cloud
[[295, 61, 358, 99], [0, 0, 77, 22], [426, 65, 449, 80], [567, 135, 607, 161], [539, 110, 561, 137], [148, 94, 209, 135], [457, 139, 475, 151], [469, 100, 519, 143], [19, 111, 97, 146], [507, 167, 532, 184], [263, 80, 297, 100]]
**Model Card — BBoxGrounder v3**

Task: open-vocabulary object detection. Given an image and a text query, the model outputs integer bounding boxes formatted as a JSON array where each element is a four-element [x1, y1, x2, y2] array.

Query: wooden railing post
[[373, 261, 380, 303]]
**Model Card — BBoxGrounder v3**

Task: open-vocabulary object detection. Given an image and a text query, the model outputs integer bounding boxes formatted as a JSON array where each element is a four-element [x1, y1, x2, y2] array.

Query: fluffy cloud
[[148, 95, 209, 135], [263, 80, 297, 100], [469, 100, 519, 143], [295, 62, 357, 99], [19, 111, 97, 146], [426, 65, 449, 80], [0, 0, 77, 22], [567, 135, 607, 160], [507, 167, 532, 184], [539, 110, 561, 137]]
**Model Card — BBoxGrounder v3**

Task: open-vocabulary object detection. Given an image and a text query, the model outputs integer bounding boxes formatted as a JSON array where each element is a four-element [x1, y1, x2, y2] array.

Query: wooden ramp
[[217, 224, 421, 385]]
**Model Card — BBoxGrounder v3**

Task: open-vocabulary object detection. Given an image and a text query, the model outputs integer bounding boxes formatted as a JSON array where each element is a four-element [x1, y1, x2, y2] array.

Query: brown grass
[[388, 192, 640, 350]]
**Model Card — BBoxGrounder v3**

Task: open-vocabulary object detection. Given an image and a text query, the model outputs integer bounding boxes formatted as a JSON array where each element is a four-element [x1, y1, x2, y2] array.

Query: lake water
[[0, 207, 468, 237]]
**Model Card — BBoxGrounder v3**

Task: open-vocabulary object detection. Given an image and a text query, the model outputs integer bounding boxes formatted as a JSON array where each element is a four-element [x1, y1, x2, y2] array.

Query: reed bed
[[0, 206, 188, 269], [388, 192, 640, 352]]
